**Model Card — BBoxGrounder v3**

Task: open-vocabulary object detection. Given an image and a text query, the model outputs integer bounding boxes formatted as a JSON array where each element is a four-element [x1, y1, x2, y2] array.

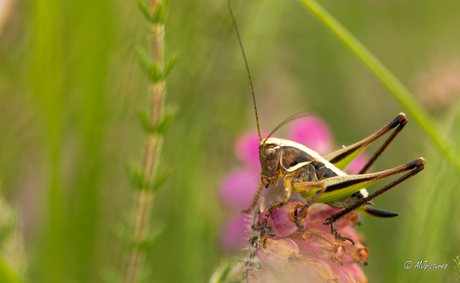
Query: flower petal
[[284, 257, 337, 283], [330, 265, 358, 283], [294, 230, 347, 266], [268, 200, 304, 238], [234, 132, 264, 169], [303, 204, 359, 232], [256, 238, 300, 273], [345, 263, 368, 283], [247, 267, 277, 283]]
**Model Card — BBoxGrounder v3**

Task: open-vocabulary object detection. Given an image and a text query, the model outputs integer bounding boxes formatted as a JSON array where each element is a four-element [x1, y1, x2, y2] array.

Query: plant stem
[[297, 0, 460, 172], [123, 1, 166, 282]]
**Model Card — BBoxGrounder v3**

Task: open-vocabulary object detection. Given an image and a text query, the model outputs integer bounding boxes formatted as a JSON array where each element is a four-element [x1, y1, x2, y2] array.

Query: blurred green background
[[0, 0, 459, 282]]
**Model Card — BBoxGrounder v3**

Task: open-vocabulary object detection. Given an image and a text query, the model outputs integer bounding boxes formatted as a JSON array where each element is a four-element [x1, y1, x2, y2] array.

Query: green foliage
[[136, 0, 167, 24], [137, 47, 177, 82], [149, 62, 163, 82], [127, 166, 146, 190], [209, 263, 233, 283], [152, 2, 166, 24], [136, 0, 154, 22], [127, 161, 170, 192], [151, 166, 170, 193], [163, 55, 178, 78], [137, 47, 151, 76], [137, 106, 176, 134]]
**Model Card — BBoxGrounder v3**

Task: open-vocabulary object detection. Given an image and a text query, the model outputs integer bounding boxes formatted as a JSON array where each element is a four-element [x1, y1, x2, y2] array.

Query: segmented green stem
[[123, 1, 166, 282], [297, 0, 460, 173]]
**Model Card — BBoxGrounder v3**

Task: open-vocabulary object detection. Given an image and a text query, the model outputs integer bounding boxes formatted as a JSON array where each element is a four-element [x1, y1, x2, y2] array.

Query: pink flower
[[245, 200, 368, 282]]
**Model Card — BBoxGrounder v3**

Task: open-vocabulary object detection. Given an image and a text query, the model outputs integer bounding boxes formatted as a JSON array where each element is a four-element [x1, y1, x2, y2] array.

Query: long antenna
[[228, 0, 262, 141], [262, 112, 314, 146]]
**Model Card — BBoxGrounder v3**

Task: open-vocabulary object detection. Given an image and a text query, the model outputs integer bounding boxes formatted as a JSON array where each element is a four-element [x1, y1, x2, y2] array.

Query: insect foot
[[327, 222, 355, 246], [293, 207, 306, 230], [243, 200, 369, 282]]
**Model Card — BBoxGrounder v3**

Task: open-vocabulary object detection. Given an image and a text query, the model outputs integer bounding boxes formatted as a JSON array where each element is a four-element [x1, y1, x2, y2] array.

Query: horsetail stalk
[[123, 0, 176, 282]]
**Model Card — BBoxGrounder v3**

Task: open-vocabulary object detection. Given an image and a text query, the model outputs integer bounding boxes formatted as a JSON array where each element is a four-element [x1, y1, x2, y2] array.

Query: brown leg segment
[[293, 181, 327, 229], [330, 223, 355, 245], [242, 181, 264, 213], [358, 114, 407, 174], [262, 175, 293, 226], [325, 113, 407, 171]]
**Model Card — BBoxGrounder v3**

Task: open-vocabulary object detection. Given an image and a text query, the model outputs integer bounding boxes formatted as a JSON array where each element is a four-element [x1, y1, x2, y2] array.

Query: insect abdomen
[[310, 160, 340, 180]]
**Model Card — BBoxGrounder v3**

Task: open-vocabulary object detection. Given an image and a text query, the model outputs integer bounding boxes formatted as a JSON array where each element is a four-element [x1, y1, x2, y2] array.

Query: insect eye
[[266, 148, 276, 160]]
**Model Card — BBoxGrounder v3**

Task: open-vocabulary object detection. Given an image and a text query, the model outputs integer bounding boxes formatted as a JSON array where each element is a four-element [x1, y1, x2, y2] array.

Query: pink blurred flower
[[220, 169, 260, 210], [219, 214, 252, 252], [288, 117, 333, 155], [234, 132, 263, 170], [219, 132, 267, 251]]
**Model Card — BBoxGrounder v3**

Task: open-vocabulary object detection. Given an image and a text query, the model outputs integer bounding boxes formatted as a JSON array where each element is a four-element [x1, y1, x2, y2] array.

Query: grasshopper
[[228, 0, 425, 244]]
